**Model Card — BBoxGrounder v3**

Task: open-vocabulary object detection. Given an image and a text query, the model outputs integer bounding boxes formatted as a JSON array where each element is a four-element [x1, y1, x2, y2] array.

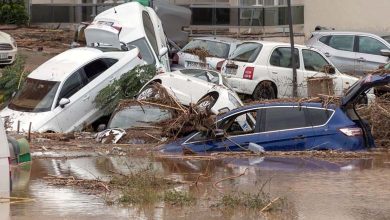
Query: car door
[[257, 106, 316, 151], [306, 107, 336, 150], [355, 35, 390, 74], [267, 47, 303, 98], [302, 49, 343, 96], [319, 35, 356, 74]]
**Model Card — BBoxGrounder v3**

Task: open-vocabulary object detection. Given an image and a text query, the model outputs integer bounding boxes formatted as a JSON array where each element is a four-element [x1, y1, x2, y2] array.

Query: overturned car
[[161, 73, 390, 153]]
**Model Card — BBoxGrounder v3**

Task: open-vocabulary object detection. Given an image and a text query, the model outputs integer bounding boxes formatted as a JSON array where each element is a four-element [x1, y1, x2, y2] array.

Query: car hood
[[342, 73, 390, 107], [0, 108, 54, 132], [0, 31, 11, 43]]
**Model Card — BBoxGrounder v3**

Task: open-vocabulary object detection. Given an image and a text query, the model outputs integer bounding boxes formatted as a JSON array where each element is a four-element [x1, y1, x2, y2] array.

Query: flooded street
[[7, 152, 390, 220]]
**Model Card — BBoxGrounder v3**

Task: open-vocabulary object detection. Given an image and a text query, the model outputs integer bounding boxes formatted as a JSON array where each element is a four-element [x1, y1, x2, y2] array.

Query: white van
[[85, 2, 170, 72], [0, 47, 144, 133], [0, 119, 11, 198]]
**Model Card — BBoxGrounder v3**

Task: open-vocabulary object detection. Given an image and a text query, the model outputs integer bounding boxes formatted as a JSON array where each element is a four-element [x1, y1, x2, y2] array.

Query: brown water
[[6, 153, 390, 220]]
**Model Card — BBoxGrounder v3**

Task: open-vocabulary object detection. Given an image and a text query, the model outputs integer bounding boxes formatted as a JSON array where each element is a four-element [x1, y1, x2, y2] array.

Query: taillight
[[216, 60, 225, 72], [340, 127, 363, 136], [243, 67, 254, 80], [112, 25, 122, 32], [172, 53, 179, 64]]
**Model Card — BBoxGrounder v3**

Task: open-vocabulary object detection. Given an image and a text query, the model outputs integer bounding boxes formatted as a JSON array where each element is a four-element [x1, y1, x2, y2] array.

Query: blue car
[[162, 73, 390, 153]]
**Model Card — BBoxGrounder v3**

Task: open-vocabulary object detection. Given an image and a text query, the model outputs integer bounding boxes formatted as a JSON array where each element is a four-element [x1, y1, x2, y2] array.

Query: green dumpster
[[134, 0, 150, 6]]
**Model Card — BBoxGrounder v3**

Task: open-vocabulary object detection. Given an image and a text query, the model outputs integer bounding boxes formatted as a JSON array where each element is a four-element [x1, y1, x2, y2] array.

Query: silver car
[[306, 31, 390, 75]]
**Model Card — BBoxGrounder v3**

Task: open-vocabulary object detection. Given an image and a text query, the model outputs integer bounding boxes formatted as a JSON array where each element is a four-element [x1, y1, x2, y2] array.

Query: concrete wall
[[304, 0, 390, 38]]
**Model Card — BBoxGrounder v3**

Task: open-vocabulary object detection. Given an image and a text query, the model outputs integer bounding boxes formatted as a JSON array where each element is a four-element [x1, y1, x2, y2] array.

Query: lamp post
[[287, 0, 297, 97]]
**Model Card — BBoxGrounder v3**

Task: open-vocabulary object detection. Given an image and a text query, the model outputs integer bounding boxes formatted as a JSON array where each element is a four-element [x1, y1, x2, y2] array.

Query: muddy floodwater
[[5, 151, 390, 220]]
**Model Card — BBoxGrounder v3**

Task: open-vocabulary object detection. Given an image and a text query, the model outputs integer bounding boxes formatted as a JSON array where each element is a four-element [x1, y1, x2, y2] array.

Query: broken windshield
[[179, 69, 220, 84], [182, 39, 230, 58], [8, 78, 60, 112], [109, 105, 173, 129]]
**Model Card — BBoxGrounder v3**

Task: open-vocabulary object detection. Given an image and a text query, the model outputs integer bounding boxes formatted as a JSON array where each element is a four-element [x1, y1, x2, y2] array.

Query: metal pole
[[287, 0, 297, 97]]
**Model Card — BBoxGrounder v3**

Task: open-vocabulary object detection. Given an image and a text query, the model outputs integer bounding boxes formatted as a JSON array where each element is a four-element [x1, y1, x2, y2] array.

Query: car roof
[[218, 102, 335, 119], [93, 2, 147, 42], [311, 31, 382, 37], [193, 37, 242, 45], [28, 47, 105, 82], [239, 40, 310, 49]]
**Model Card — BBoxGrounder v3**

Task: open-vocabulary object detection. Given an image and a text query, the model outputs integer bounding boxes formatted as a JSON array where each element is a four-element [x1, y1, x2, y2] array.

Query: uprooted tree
[[94, 64, 156, 114]]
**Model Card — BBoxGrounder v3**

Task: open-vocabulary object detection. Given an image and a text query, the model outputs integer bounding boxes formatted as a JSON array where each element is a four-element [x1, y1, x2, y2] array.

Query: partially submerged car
[[173, 37, 242, 70], [221, 41, 360, 100], [85, 2, 170, 72], [96, 100, 174, 144], [137, 68, 244, 114], [0, 31, 17, 65], [0, 47, 144, 133], [161, 73, 390, 153]]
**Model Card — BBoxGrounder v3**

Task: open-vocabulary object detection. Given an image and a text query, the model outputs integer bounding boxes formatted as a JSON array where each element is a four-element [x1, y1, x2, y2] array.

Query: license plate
[[226, 68, 237, 75], [0, 53, 8, 59]]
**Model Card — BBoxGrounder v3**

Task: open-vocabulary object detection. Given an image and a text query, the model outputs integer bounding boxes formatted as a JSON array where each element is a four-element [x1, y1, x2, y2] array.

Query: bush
[[0, 1, 29, 25], [0, 55, 27, 105]]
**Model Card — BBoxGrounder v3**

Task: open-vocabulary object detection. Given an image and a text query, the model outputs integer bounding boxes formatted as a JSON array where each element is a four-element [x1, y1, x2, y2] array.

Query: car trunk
[[341, 74, 390, 148], [85, 23, 121, 50]]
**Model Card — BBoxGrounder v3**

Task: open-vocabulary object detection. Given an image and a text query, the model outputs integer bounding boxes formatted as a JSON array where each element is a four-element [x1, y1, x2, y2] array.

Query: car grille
[[0, 43, 13, 51]]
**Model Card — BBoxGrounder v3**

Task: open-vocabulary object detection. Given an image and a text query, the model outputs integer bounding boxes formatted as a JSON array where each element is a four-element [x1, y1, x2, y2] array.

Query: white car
[[221, 41, 360, 100], [173, 37, 242, 70], [0, 31, 17, 65], [0, 118, 11, 199], [137, 68, 244, 114], [85, 2, 170, 72], [0, 47, 144, 133]]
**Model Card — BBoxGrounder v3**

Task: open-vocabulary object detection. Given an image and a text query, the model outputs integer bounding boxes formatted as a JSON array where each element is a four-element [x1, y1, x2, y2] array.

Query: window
[[230, 42, 263, 62], [302, 49, 331, 72], [358, 36, 388, 56], [58, 71, 84, 101], [328, 35, 354, 51], [83, 59, 116, 82], [307, 108, 333, 126], [128, 38, 156, 65], [264, 107, 307, 132], [219, 110, 257, 135], [179, 69, 220, 84], [319, 36, 330, 44], [270, 47, 300, 68], [182, 39, 231, 59], [142, 11, 159, 56]]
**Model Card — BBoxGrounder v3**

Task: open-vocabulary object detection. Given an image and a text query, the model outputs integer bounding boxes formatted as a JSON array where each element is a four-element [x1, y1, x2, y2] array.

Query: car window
[[58, 70, 84, 101], [358, 36, 388, 56], [219, 110, 257, 136], [264, 107, 308, 132], [128, 38, 156, 65], [328, 35, 354, 51], [142, 11, 159, 56], [179, 69, 220, 84], [182, 39, 230, 59], [381, 36, 390, 44], [319, 36, 331, 44], [307, 108, 333, 126], [83, 59, 116, 82], [302, 49, 331, 72], [270, 47, 300, 69], [230, 42, 263, 63]]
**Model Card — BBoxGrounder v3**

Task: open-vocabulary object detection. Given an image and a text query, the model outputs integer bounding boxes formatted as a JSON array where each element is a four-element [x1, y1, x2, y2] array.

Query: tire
[[252, 82, 276, 100], [137, 83, 160, 100], [196, 94, 218, 113]]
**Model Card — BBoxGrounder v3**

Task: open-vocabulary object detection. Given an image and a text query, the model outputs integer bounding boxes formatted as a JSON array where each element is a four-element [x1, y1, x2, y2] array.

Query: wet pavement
[[6, 152, 390, 220]]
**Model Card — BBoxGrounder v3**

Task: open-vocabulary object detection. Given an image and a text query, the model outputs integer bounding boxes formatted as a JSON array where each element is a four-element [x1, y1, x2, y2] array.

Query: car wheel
[[137, 83, 160, 100], [196, 94, 217, 113], [252, 82, 276, 100]]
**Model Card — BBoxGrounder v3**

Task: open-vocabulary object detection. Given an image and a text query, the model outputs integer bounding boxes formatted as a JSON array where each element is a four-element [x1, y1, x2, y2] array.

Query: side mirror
[[97, 124, 106, 132], [214, 129, 225, 139], [158, 47, 168, 60], [59, 98, 70, 108], [380, 49, 390, 57]]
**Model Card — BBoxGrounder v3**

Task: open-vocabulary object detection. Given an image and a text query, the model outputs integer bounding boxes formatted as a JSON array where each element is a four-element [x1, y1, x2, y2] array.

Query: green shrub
[[0, 1, 29, 25], [0, 56, 27, 105]]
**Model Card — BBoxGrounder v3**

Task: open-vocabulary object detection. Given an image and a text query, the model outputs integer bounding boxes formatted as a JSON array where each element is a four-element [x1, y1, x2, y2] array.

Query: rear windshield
[[109, 105, 173, 129], [230, 42, 263, 63], [182, 39, 230, 59], [8, 78, 60, 112]]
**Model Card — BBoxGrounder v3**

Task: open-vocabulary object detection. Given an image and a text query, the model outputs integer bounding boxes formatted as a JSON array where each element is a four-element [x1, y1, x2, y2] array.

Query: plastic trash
[[248, 143, 265, 153]]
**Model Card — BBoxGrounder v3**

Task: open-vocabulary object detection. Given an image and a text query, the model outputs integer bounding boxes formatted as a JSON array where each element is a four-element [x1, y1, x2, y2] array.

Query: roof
[[28, 47, 104, 81], [217, 102, 335, 120], [311, 31, 382, 37], [93, 2, 147, 43]]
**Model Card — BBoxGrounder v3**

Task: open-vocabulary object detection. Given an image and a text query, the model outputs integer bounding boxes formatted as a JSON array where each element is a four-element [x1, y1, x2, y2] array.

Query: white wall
[[304, 0, 390, 37]]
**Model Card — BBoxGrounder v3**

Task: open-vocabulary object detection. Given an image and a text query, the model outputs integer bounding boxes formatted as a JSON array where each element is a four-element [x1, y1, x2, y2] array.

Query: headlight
[[10, 37, 17, 48]]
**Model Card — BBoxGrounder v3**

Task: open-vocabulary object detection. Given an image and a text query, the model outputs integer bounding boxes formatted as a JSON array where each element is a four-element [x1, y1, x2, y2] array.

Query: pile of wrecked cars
[[1, 1, 389, 156]]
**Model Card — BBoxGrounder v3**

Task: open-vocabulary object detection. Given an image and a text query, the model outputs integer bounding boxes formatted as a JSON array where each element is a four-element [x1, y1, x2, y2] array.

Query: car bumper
[[0, 48, 17, 65]]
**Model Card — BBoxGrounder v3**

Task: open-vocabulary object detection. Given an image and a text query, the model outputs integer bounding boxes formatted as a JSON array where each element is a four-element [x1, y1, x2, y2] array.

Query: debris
[[248, 143, 265, 153], [183, 47, 211, 63]]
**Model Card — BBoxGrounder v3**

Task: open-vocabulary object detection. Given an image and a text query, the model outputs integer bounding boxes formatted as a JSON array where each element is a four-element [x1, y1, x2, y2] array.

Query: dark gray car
[[306, 31, 390, 75]]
